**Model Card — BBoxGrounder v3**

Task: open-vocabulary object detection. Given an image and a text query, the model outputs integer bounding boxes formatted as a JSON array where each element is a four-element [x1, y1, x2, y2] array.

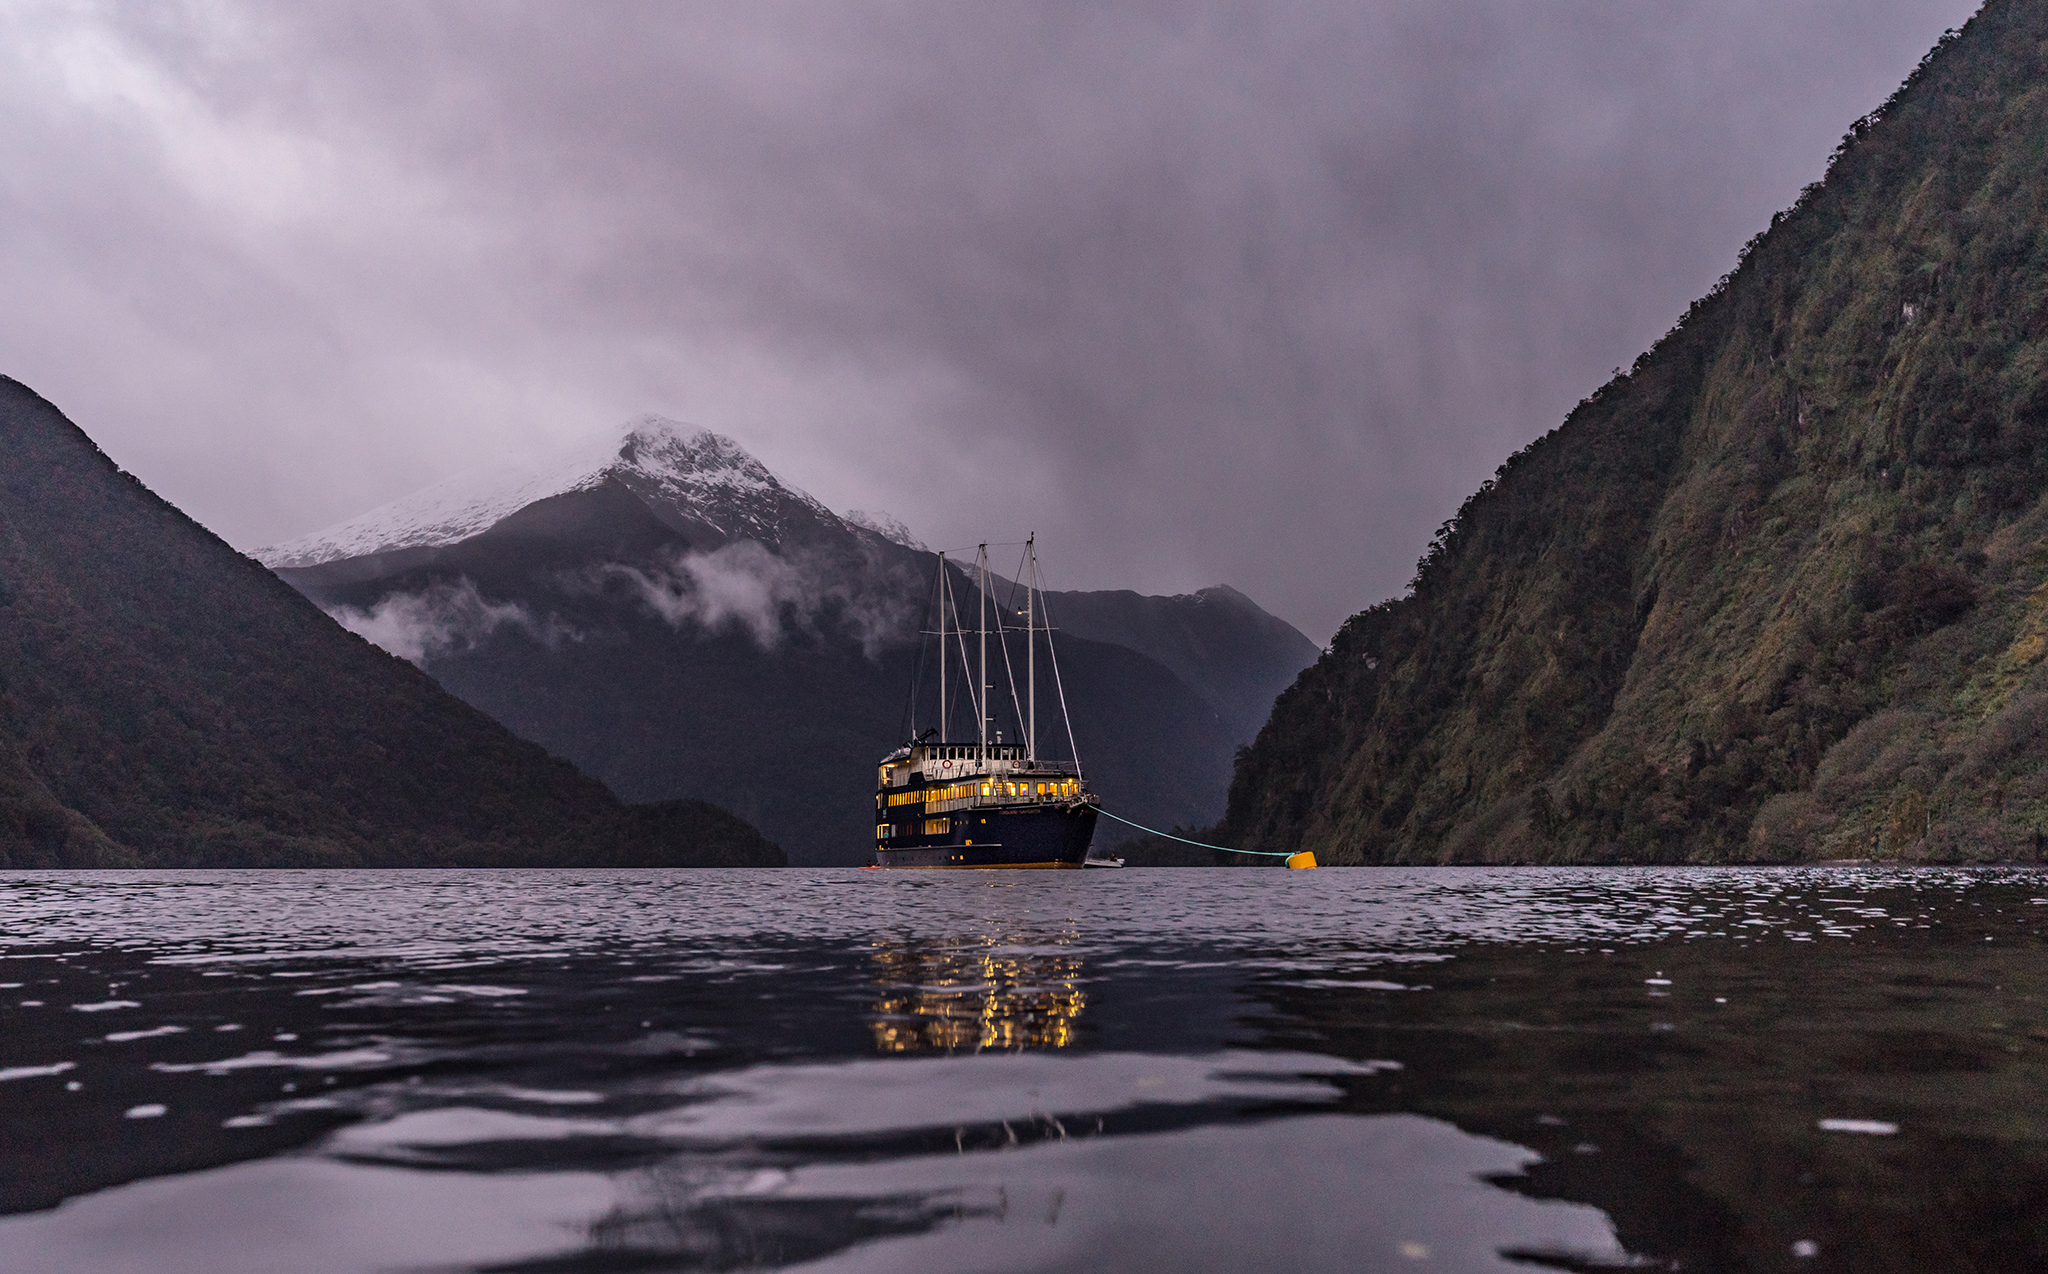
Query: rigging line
[[925, 556, 944, 726], [994, 545, 1034, 752], [901, 553, 945, 744], [938, 556, 955, 738], [991, 580, 1028, 751], [932, 540, 1033, 555], [941, 556, 976, 742], [1036, 584, 1084, 779], [947, 561, 980, 744], [1092, 808, 1295, 857], [977, 544, 990, 752], [1002, 543, 1029, 615], [1024, 536, 1036, 762]]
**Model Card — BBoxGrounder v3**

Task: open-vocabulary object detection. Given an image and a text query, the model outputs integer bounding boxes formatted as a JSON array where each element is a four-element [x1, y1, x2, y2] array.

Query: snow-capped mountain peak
[[841, 508, 927, 551], [257, 416, 843, 568]]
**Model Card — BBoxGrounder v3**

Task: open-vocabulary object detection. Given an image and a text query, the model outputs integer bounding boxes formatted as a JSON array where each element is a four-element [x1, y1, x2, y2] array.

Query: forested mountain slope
[[0, 378, 781, 868], [1225, 0, 2048, 865]]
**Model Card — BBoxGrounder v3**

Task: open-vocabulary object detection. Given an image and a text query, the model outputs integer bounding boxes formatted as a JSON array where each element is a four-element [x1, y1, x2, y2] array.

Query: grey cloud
[[0, 0, 1982, 641], [327, 578, 573, 665], [604, 540, 922, 658]]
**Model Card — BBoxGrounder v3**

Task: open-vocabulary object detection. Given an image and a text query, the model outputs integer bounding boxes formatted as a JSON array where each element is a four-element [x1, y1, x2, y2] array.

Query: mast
[[1026, 534, 1036, 762], [987, 540, 995, 757], [936, 551, 947, 744]]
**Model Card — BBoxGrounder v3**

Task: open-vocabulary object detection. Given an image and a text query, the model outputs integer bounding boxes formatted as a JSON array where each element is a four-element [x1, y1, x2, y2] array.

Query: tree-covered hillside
[[1225, 0, 2048, 864], [0, 378, 781, 868]]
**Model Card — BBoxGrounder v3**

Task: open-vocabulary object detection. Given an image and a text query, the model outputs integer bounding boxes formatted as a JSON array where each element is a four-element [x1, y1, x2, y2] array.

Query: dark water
[[2, 867, 2046, 1273]]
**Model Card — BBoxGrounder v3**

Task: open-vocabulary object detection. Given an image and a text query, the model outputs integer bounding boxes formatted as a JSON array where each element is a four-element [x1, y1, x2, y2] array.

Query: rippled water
[[3, 866, 2046, 1273]]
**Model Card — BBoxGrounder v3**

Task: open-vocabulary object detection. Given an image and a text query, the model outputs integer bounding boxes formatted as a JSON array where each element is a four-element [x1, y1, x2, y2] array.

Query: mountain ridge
[[1222, 0, 2048, 866], [1029, 581, 1320, 747]]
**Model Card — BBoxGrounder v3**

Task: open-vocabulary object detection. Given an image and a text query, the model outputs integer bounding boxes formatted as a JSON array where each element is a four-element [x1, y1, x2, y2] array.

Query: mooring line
[[1092, 807, 1296, 858]]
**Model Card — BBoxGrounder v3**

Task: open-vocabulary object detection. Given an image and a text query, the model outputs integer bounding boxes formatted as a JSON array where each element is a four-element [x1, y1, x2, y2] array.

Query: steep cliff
[[1226, 1, 2048, 864]]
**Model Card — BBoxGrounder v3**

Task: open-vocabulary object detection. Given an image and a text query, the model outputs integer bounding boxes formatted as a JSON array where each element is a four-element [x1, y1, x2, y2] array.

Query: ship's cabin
[[877, 742, 1080, 790]]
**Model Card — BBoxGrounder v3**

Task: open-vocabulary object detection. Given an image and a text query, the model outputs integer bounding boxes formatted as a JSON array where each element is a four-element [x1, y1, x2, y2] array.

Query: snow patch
[[843, 508, 926, 551]]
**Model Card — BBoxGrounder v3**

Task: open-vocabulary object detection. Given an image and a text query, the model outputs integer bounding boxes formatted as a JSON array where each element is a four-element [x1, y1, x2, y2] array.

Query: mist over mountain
[[1225, 0, 2048, 866], [269, 418, 1314, 865], [0, 379, 780, 868]]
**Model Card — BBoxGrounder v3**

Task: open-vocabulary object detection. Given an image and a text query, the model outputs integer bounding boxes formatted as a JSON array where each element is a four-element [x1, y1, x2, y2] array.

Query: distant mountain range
[[0, 379, 781, 868], [264, 417, 1316, 865]]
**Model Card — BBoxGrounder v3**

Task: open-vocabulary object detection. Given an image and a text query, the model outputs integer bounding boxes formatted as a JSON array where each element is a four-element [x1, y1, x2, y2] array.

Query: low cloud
[[328, 578, 573, 665], [604, 540, 919, 657]]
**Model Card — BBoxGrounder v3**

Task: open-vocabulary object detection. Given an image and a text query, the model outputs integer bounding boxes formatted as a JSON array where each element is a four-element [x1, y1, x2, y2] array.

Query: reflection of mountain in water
[[870, 936, 1086, 1052]]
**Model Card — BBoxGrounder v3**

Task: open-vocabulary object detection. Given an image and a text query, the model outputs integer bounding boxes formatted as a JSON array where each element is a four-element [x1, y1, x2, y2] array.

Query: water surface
[[2, 866, 2046, 1272]]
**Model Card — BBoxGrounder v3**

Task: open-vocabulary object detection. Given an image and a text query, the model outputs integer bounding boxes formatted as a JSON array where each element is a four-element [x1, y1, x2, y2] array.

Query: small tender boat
[[874, 537, 1099, 869]]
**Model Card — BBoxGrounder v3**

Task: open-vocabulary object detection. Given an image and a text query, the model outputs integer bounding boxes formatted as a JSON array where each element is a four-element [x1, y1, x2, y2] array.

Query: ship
[[874, 536, 1100, 868]]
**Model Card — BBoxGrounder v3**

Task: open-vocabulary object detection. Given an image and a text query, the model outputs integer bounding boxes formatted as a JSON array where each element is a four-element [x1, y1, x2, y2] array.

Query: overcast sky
[[0, 1, 1981, 641]]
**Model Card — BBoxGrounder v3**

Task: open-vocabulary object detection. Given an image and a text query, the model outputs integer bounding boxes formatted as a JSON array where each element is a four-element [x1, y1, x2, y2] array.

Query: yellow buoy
[[1286, 851, 1317, 869]]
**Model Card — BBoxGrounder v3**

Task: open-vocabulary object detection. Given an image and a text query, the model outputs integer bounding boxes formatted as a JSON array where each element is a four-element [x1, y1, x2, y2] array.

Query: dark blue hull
[[875, 802, 1098, 869]]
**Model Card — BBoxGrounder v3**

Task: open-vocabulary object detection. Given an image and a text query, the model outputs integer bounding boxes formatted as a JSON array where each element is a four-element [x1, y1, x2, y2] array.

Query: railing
[[885, 775, 1087, 818]]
